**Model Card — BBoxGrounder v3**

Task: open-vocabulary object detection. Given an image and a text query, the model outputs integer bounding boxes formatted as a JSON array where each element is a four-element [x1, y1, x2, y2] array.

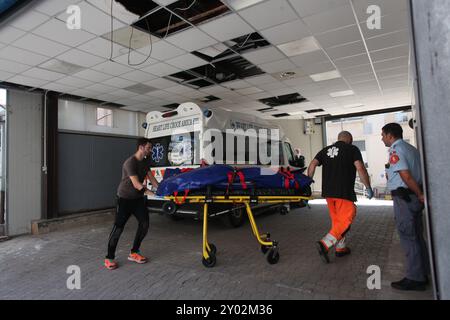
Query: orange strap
[[173, 189, 190, 205]]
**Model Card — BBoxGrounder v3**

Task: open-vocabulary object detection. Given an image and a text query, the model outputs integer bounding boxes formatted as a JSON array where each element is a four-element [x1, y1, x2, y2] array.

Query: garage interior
[[0, 0, 449, 300]]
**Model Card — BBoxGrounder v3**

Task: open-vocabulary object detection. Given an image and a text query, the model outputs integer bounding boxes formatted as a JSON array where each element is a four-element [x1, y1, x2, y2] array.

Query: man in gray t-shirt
[[104, 138, 159, 270]]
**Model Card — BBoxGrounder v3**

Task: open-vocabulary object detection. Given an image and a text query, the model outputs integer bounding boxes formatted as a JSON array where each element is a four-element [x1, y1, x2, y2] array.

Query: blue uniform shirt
[[386, 139, 422, 191]]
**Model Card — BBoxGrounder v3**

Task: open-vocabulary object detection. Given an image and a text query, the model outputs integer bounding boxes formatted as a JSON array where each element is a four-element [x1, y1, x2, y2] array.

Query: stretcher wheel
[[207, 243, 217, 255], [279, 206, 288, 215], [267, 249, 280, 265], [162, 201, 177, 215], [202, 254, 216, 268]]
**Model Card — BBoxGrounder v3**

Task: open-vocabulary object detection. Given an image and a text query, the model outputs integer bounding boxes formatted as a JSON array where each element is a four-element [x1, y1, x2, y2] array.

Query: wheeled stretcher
[[164, 186, 313, 268]]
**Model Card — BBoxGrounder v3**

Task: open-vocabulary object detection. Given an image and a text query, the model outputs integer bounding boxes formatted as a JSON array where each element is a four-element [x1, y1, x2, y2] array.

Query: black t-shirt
[[117, 156, 151, 199], [314, 141, 363, 202]]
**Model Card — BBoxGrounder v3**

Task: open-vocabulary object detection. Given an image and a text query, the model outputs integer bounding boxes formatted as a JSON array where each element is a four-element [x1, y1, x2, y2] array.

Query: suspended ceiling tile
[[258, 59, 296, 74], [165, 53, 208, 70], [260, 19, 310, 46], [315, 24, 362, 49], [288, 0, 349, 18], [0, 46, 49, 66], [13, 33, 70, 57], [165, 28, 217, 52], [199, 13, 254, 42], [290, 50, 330, 67], [242, 46, 286, 65], [56, 49, 105, 68], [302, 5, 356, 34], [239, 0, 298, 30], [10, 9, 50, 31], [365, 29, 409, 52], [32, 18, 96, 47], [141, 62, 180, 77]]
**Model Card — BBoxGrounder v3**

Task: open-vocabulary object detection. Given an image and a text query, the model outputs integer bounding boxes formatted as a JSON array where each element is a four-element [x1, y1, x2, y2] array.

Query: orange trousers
[[326, 198, 356, 240]]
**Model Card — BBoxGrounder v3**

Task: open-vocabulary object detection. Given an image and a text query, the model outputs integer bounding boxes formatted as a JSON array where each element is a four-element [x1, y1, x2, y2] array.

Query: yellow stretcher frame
[[164, 195, 313, 267]]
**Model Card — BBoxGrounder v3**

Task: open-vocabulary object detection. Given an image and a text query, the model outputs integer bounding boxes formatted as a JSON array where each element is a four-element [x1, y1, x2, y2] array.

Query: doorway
[[325, 109, 414, 199], [0, 88, 7, 237]]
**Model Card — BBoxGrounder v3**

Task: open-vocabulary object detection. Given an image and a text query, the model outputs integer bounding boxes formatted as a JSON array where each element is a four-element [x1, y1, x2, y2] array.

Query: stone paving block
[[0, 204, 433, 300]]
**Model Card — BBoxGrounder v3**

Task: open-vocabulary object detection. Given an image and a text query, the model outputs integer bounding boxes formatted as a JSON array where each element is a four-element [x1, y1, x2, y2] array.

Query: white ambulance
[[143, 102, 305, 227]]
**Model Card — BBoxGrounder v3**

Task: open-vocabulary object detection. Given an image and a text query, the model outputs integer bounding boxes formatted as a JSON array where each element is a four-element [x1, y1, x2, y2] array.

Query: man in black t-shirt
[[104, 138, 159, 270], [307, 131, 373, 263]]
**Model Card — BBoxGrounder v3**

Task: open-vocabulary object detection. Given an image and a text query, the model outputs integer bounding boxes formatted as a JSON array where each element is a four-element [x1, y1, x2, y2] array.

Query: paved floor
[[0, 201, 433, 300]]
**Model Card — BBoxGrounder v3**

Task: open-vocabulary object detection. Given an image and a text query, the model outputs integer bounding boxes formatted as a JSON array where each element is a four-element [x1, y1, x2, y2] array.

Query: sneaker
[[391, 277, 426, 291], [335, 247, 351, 257], [316, 241, 330, 264], [128, 251, 148, 264], [104, 259, 118, 270]]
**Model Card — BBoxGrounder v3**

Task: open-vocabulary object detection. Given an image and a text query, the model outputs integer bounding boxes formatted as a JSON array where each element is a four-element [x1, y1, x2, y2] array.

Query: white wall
[[270, 119, 324, 193], [7, 90, 42, 236], [58, 99, 146, 137]]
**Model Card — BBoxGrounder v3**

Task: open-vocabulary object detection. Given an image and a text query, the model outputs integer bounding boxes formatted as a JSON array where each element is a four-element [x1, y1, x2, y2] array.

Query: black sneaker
[[391, 278, 427, 291], [335, 247, 351, 257], [316, 241, 330, 264]]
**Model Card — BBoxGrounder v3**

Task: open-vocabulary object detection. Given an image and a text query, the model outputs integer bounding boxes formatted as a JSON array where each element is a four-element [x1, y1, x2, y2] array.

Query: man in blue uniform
[[382, 123, 430, 291]]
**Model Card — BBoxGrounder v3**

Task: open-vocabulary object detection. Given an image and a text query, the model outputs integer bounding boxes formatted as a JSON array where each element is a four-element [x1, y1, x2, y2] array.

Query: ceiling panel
[[199, 13, 254, 42], [302, 5, 356, 34], [260, 19, 310, 45], [238, 0, 298, 30], [32, 18, 96, 47], [12, 33, 70, 57]]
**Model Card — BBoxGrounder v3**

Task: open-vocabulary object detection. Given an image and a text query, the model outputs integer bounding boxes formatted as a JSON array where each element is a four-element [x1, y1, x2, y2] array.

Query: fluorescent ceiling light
[[329, 90, 355, 98], [309, 70, 341, 82], [277, 37, 320, 57], [225, 0, 265, 11]]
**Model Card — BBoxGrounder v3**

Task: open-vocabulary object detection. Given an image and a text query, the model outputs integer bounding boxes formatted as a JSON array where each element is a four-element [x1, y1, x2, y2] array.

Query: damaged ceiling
[[0, 0, 413, 119]]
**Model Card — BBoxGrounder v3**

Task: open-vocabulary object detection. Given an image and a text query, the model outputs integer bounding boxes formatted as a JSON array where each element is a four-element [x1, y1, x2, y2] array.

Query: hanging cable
[[127, 18, 153, 66], [109, 0, 114, 61], [174, 0, 197, 11]]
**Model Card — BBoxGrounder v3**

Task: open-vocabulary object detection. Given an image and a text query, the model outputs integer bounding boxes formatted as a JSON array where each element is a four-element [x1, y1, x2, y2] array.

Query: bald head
[[338, 131, 353, 144]]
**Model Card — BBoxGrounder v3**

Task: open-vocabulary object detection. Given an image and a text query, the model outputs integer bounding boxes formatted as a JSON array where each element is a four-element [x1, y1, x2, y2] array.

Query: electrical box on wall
[[304, 119, 314, 135]]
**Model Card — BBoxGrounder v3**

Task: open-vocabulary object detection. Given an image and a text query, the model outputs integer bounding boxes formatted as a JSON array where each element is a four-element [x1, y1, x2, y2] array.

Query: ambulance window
[[284, 142, 294, 163]]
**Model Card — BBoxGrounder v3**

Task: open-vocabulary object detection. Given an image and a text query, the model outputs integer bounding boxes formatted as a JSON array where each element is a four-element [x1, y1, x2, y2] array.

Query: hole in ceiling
[[133, 7, 185, 38], [305, 109, 325, 114], [114, 0, 159, 16], [272, 113, 291, 118], [224, 32, 270, 55], [188, 79, 215, 88], [161, 103, 180, 110], [170, 55, 264, 87], [257, 107, 276, 113], [131, 0, 231, 38], [259, 93, 308, 108], [199, 95, 221, 102]]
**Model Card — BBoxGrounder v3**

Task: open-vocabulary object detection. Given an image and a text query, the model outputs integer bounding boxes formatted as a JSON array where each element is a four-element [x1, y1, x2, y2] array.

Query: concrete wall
[[7, 90, 42, 236], [270, 119, 324, 193], [411, 0, 450, 299]]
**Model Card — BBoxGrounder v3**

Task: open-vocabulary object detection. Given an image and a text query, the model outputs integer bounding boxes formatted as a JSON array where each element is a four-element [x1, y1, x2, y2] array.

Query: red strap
[[279, 168, 299, 189], [180, 168, 193, 173], [173, 189, 189, 205], [236, 171, 247, 190]]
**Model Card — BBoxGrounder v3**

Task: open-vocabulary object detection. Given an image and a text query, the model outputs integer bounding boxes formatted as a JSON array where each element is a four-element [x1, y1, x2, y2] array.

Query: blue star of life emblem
[[152, 143, 164, 163]]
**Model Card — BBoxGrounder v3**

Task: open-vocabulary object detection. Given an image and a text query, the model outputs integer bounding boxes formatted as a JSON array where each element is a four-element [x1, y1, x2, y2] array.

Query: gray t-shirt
[[117, 155, 149, 199]]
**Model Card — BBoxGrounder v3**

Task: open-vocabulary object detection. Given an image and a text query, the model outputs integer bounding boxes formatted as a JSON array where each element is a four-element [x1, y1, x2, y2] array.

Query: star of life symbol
[[327, 146, 339, 158], [152, 143, 164, 163]]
